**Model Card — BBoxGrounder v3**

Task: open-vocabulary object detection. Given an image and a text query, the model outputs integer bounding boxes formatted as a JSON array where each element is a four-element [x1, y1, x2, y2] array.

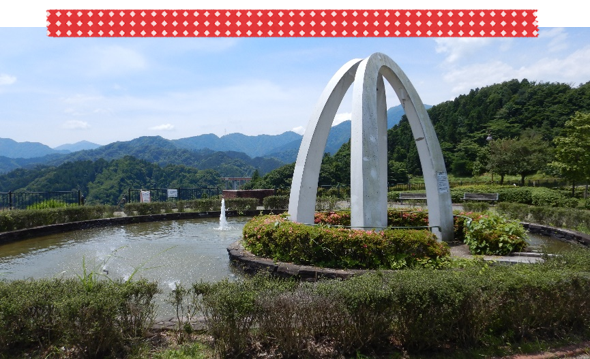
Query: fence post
[[128, 188, 131, 203], [9, 191, 12, 210], [78, 190, 82, 205]]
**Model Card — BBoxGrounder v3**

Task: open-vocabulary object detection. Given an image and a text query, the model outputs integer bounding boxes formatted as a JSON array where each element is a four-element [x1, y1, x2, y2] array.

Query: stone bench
[[462, 193, 499, 202], [398, 192, 427, 204]]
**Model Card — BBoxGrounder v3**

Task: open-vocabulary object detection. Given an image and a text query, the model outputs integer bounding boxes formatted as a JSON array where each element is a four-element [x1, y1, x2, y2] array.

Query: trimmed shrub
[[0, 205, 114, 232], [531, 187, 570, 207], [462, 202, 490, 212], [123, 199, 232, 216], [185, 254, 590, 356], [123, 202, 174, 215], [263, 195, 289, 210], [26, 199, 69, 210], [243, 214, 449, 269], [315, 196, 339, 211], [312, 209, 526, 256], [0, 278, 158, 357], [496, 202, 590, 230], [225, 198, 258, 212], [314, 209, 431, 229]]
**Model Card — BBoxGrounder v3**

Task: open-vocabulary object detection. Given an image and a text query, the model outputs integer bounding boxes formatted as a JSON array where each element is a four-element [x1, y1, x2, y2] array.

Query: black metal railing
[[0, 190, 83, 210], [127, 188, 221, 203]]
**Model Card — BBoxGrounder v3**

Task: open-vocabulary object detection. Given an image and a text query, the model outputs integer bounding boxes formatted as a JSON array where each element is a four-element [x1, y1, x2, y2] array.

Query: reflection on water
[[526, 233, 576, 253], [0, 217, 250, 317]]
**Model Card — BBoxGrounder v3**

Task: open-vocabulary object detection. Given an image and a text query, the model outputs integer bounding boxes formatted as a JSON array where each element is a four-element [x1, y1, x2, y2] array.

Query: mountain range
[[0, 104, 424, 174]]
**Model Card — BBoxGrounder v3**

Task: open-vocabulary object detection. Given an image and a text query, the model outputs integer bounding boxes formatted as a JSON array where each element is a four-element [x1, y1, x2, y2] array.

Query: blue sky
[[1, 27, 590, 147]]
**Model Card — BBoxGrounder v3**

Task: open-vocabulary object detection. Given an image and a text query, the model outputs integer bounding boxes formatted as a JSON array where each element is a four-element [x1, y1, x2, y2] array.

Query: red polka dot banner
[[46, 9, 538, 38]]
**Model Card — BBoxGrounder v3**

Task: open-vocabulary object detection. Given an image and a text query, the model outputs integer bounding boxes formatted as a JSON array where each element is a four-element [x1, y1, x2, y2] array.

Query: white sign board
[[437, 172, 449, 194], [140, 190, 151, 203], [167, 189, 178, 198]]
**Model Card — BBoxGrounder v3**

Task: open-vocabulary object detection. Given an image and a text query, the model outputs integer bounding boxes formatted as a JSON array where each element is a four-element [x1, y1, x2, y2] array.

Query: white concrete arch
[[289, 53, 453, 242]]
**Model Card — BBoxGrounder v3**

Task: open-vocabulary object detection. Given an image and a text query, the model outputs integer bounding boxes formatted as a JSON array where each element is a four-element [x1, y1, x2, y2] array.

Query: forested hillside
[[249, 79, 590, 188], [0, 156, 222, 205], [389, 79, 590, 177], [0, 136, 283, 177]]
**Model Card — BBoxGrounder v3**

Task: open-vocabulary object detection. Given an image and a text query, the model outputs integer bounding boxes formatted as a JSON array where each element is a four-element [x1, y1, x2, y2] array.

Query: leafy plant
[[462, 212, 527, 255]]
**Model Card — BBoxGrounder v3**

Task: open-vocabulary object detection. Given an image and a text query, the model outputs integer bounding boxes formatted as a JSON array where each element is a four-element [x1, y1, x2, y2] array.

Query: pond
[[0, 217, 250, 318], [0, 218, 575, 316]]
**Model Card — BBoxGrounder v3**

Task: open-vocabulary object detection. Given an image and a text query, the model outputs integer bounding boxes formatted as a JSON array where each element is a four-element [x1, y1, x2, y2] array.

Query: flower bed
[[245, 209, 527, 263], [243, 214, 449, 269]]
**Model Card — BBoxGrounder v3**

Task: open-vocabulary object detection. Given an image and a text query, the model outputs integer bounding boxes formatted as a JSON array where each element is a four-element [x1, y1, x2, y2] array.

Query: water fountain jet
[[218, 198, 230, 230]]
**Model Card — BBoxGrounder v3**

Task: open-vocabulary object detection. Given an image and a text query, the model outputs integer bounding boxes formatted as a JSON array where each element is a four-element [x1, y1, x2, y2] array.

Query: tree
[[552, 112, 590, 195], [388, 161, 409, 184], [509, 130, 552, 185], [487, 131, 551, 186], [487, 138, 514, 185]]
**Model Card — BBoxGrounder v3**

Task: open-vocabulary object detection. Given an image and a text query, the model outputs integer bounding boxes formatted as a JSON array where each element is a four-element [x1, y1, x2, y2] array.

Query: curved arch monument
[[288, 52, 453, 242]]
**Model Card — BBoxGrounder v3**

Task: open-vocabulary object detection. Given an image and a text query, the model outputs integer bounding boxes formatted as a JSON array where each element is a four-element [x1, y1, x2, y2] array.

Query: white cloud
[[442, 61, 515, 94], [538, 27, 568, 52], [0, 73, 16, 85], [62, 120, 90, 129], [519, 46, 590, 81], [291, 126, 305, 135], [435, 38, 492, 63], [332, 112, 351, 126], [149, 124, 175, 131], [443, 46, 590, 94], [442, 46, 590, 96]]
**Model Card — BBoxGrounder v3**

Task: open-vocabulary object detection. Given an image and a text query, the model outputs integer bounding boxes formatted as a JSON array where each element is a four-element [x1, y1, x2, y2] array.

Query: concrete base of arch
[[289, 53, 453, 242]]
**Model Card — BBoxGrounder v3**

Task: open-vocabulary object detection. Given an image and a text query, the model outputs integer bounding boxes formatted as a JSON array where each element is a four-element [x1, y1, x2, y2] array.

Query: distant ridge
[[0, 104, 421, 172], [0, 138, 62, 159], [53, 140, 101, 152]]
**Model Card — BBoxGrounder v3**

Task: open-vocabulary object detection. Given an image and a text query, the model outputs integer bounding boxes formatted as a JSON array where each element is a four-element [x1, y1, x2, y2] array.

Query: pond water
[[0, 218, 576, 316], [0, 217, 250, 318]]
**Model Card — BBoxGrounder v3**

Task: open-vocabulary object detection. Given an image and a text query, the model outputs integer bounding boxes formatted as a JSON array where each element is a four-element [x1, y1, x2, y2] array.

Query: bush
[[0, 205, 114, 232], [315, 196, 339, 211], [225, 198, 258, 212], [26, 199, 69, 210], [462, 212, 527, 255], [496, 202, 590, 230], [182, 255, 590, 356], [312, 209, 523, 255], [243, 215, 449, 270], [530, 187, 570, 207], [0, 278, 158, 357], [263, 195, 289, 210], [462, 202, 490, 212]]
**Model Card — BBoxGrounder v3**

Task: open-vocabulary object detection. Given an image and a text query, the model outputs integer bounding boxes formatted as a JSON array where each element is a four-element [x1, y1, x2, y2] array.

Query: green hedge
[[0, 205, 115, 232], [188, 253, 590, 357], [0, 278, 158, 357], [263, 195, 289, 210], [497, 202, 590, 231], [123, 198, 259, 216], [389, 185, 582, 208], [243, 214, 450, 269]]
